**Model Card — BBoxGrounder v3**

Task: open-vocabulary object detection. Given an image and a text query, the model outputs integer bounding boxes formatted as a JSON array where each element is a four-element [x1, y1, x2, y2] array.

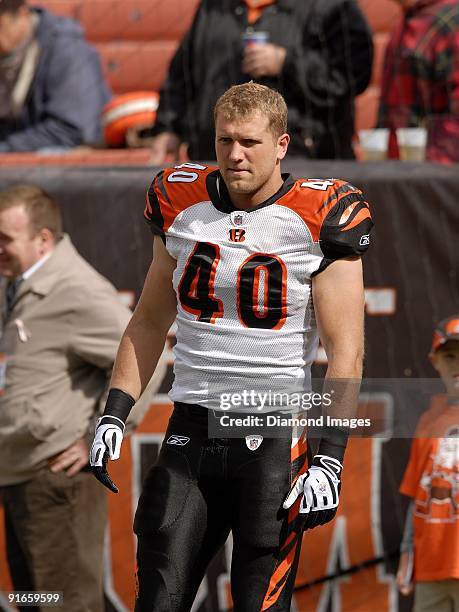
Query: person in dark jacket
[[0, 0, 111, 152], [150, 0, 373, 162]]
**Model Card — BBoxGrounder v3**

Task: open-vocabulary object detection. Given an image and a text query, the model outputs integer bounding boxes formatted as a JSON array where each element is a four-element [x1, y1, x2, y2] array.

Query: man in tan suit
[[0, 185, 131, 611]]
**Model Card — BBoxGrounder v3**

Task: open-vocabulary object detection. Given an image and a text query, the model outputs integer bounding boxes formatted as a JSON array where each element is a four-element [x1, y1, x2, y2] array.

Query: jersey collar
[[206, 170, 295, 214]]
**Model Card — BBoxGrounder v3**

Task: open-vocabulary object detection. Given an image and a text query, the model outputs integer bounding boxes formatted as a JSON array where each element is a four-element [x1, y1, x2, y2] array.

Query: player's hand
[[242, 43, 286, 78], [150, 132, 181, 165], [283, 454, 342, 530], [396, 551, 414, 595], [89, 416, 125, 493]]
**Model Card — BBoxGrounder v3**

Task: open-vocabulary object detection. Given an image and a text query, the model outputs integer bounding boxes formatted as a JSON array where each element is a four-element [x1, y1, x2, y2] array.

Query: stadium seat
[[30, 0, 199, 42], [79, 0, 199, 42], [27, 0, 81, 20], [96, 41, 179, 94], [27, 0, 200, 102]]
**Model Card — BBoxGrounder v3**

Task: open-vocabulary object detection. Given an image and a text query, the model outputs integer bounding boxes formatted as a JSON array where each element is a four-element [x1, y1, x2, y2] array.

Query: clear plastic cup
[[358, 129, 389, 161], [396, 128, 427, 161]]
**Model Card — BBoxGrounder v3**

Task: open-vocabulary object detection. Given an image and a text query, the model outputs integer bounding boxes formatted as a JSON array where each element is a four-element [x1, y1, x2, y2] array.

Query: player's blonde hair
[[214, 83, 288, 138]]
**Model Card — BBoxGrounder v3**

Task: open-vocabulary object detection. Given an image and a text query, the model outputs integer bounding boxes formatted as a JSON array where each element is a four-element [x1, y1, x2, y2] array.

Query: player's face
[[215, 111, 289, 206], [431, 341, 459, 396], [0, 205, 44, 279]]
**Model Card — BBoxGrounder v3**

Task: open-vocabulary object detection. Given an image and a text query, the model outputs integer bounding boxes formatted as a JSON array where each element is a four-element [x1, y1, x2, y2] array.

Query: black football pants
[[134, 403, 307, 611]]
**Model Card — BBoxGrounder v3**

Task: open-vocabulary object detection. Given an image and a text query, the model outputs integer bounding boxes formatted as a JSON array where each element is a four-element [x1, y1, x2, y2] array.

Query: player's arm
[[313, 255, 364, 401], [313, 254, 364, 447], [110, 236, 177, 398], [284, 256, 365, 528], [90, 236, 177, 492]]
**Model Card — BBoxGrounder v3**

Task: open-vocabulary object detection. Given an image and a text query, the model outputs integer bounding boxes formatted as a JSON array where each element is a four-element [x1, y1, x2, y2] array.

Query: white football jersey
[[145, 163, 372, 409]]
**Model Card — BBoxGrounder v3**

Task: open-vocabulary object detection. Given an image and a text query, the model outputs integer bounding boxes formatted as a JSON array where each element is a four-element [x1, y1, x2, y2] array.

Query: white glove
[[89, 416, 125, 493], [283, 454, 342, 530]]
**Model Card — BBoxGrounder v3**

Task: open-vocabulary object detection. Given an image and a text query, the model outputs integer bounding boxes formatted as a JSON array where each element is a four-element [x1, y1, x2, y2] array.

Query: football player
[[90, 83, 372, 610]]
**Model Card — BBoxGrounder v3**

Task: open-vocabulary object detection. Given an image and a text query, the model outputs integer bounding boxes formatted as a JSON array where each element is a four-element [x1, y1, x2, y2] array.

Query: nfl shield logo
[[245, 435, 263, 451], [231, 211, 246, 226]]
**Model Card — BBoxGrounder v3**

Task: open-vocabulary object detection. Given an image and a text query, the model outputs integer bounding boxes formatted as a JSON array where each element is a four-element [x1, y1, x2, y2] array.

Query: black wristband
[[102, 388, 136, 424], [317, 426, 349, 465]]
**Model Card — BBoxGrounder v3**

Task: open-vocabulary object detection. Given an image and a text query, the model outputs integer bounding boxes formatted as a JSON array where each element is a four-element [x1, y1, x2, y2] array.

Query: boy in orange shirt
[[397, 315, 459, 611]]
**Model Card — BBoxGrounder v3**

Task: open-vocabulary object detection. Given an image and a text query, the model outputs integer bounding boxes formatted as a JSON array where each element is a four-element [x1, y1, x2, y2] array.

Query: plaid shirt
[[379, 0, 459, 162]]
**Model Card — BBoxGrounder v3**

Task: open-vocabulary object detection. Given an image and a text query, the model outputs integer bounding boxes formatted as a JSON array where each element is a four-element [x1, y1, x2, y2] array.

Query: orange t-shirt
[[243, 0, 276, 24], [400, 395, 459, 581]]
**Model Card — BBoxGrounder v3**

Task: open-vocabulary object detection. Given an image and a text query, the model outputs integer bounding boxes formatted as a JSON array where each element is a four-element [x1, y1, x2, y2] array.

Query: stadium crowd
[[0, 0, 457, 162]]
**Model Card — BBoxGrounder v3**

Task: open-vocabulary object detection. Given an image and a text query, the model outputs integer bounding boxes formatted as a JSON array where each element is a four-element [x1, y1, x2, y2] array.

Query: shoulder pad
[[144, 163, 217, 235]]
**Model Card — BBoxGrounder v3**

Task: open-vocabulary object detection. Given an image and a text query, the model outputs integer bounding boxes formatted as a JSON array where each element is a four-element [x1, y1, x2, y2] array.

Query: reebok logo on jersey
[[245, 435, 263, 451], [166, 435, 190, 446], [359, 234, 370, 246], [229, 229, 246, 242]]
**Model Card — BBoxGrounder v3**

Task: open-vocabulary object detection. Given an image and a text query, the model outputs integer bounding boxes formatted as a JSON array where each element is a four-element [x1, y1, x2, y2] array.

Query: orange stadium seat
[[28, 1, 199, 97], [96, 41, 179, 94], [79, 0, 199, 42], [27, 0, 81, 20]]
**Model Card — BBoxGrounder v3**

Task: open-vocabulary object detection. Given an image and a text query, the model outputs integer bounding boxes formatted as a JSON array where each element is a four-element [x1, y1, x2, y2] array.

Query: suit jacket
[[0, 235, 131, 485]]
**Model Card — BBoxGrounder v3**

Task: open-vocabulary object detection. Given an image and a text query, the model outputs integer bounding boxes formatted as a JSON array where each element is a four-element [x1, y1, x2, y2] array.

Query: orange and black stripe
[[260, 434, 308, 610], [276, 180, 362, 242], [144, 165, 216, 237]]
